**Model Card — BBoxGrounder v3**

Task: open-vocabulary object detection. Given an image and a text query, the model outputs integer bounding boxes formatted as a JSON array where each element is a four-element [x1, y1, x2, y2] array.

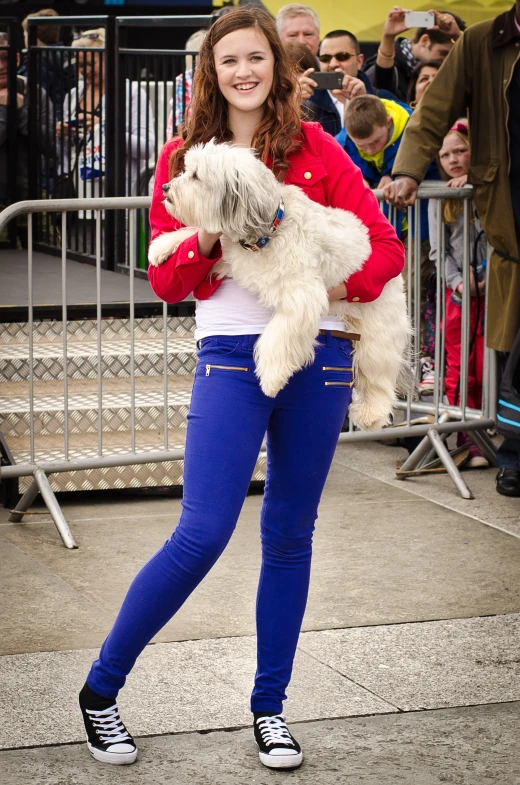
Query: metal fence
[[0, 18, 23, 249], [1, 14, 212, 268], [0, 187, 497, 548]]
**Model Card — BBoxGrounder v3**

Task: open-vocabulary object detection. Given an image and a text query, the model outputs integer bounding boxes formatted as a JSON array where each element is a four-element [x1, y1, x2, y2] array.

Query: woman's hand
[[447, 174, 468, 188], [327, 283, 347, 301], [197, 228, 222, 258], [298, 67, 318, 101]]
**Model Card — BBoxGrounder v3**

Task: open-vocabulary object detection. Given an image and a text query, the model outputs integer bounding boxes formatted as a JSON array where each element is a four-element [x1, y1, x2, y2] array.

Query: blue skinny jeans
[[88, 331, 353, 714]]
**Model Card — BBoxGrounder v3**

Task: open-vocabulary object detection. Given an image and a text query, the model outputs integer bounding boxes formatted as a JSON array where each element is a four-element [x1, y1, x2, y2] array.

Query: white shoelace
[[86, 705, 132, 745], [256, 714, 293, 747]]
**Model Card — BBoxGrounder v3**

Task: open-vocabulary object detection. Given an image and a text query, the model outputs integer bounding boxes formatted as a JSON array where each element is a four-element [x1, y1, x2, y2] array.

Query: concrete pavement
[[1, 442, 520, 784]]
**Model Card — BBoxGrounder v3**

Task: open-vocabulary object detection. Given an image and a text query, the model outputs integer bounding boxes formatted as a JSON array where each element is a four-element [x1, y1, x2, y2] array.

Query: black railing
[[0, 18, 23, 249], [21, 13, 211, 270]]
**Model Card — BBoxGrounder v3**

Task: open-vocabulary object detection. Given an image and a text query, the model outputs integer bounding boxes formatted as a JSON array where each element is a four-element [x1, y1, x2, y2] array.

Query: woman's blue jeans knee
[[87, 332, 353, 714]]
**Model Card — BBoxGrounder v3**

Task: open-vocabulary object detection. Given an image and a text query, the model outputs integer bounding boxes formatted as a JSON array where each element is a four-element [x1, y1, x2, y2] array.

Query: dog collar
[[239, 199, 285, 252]]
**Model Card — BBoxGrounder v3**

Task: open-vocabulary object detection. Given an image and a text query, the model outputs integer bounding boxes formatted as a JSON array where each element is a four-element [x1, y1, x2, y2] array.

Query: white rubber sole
[[259, 750, 303, 769], [87, 741, 138, 765]]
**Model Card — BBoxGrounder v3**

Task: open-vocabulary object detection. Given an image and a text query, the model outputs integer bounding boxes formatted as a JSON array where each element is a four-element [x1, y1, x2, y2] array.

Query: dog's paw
[[259, 375, 284, 398], [148, 234, 176, 267], [349, 399, 390, 431]]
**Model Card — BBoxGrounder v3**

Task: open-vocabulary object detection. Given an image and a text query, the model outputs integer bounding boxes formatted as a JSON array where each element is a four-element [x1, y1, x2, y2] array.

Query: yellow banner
[[262, 0, 511, 41]]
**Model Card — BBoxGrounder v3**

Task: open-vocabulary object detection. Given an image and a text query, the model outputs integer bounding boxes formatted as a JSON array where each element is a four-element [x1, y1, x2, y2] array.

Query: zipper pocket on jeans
[[205, 364, 249, 376], [324, 381, 353, 387], [322, 366, 353, 372]]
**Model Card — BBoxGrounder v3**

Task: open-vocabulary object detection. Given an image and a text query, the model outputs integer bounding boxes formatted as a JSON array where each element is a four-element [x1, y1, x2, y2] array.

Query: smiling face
[[439, 131, 470, 178], [213, 27, 274, 119]]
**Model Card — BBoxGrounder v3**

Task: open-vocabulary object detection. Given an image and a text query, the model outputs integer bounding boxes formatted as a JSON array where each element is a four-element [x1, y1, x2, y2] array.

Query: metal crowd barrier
[[0, 188, 497, 548]]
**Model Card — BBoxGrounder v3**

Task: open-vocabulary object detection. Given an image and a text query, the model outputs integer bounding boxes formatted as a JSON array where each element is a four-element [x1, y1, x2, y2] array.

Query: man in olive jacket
[[384, 2, 520, 495], [384, 2, 520, 355]]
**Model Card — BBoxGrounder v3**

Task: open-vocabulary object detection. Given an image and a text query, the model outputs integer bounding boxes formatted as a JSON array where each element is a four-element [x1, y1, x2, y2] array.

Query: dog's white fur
[[149, 140, 412, 430]]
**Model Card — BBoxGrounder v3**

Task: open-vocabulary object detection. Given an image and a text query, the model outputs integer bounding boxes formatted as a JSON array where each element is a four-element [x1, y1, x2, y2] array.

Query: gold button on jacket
[[352, 296, 360, 302], [187, 250, 195, 259], [303, 171, 312, 180]]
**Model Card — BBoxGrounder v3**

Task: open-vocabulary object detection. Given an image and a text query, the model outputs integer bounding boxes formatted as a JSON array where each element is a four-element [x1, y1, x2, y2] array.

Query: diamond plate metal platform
[[0, 315, 267, 494]]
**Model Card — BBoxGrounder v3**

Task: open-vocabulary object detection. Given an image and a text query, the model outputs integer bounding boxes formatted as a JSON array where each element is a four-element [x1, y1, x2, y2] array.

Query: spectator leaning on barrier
[[336, 94, 411, 236], [427, 120, 489, 468], [364, 6, 465, 103], [19, 8, 75, 121], [384, 1, 520, 496], [276, 3, 344, 136]]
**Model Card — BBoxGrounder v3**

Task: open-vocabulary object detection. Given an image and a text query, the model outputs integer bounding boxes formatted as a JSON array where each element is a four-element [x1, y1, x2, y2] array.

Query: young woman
[[428, 120, 488, 467], [78, 8, 404, 771]]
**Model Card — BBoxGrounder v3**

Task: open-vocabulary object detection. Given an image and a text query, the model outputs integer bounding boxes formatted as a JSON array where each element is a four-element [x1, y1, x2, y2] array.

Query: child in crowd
[[428, 120, 488, 468], [336, 95, 411, 239], [336, 94, 411, 192]]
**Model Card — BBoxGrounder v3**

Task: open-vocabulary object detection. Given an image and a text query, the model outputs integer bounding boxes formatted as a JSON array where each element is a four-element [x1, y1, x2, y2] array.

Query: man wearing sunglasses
[[319, 30, 397, 128], [319, 30, 372, 105]]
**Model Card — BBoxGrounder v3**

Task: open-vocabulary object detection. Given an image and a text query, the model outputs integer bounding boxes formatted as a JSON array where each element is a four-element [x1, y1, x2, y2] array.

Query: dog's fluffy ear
[[148, 227, 199, 266], [216, 157, 279, 240]]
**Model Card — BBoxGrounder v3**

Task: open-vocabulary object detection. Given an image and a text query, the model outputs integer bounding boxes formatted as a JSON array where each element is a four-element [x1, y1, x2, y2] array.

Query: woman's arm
[[148, 140, 223, 303], [317, 127, 405, 302]]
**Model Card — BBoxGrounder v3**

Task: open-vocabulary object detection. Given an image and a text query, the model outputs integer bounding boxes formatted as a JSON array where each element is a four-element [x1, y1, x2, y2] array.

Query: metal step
[[0, 315, 196, 343], [9, 428, 267, 494], [0, 375, 193, 437], [0, 332, 197, 382]]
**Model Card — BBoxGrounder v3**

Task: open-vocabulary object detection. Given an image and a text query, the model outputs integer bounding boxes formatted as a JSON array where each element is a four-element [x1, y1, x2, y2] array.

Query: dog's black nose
[[162, 183, 169, 194]]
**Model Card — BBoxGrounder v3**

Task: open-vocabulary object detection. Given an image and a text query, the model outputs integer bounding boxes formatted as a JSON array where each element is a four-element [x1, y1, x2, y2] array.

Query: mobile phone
[[404, 11, 435, 28], [310, 71, 344, 91]]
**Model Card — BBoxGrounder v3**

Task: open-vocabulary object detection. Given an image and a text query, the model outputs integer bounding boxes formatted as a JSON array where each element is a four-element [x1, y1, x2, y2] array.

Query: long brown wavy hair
[[168, 7, 303, 182]]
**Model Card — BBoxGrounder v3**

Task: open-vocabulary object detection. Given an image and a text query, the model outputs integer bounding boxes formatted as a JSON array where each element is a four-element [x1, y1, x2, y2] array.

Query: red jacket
[[148, 122, 404, 303]]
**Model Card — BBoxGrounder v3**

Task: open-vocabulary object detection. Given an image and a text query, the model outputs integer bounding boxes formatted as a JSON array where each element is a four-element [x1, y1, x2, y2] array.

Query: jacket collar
[[491, 4, 520, 48]]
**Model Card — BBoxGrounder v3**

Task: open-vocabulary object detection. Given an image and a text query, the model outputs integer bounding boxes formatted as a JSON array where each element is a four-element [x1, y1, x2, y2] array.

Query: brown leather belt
[[319, 329, 360, 341]]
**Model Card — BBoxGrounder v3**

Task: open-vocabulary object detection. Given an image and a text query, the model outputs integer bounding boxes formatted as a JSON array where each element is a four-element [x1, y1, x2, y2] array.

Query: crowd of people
[[1, 1, 519, 775], [1, 2, 519, 482]]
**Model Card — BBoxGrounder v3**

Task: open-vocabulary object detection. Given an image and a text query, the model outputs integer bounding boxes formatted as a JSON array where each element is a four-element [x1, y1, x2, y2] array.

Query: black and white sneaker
[[79, 682, 137, 765], [254, 712, 303, 769]]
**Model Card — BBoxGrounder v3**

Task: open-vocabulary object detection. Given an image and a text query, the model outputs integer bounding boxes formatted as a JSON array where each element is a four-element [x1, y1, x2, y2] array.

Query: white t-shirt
[[194, 277, 343, 340], [329, 92, 346, 128]]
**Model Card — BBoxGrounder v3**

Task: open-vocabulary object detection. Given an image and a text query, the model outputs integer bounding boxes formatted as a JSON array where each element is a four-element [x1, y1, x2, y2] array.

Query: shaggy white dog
[[149, 140, 411, 430]]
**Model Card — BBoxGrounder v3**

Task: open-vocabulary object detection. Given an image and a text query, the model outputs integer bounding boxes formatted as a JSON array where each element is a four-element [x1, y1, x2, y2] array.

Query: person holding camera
[[276, 4, 368, 136], [364, 6, 465, 103]]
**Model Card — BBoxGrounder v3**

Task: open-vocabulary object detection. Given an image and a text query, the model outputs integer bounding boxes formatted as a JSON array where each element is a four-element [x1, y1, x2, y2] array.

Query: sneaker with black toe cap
[[254, 712, 302, 769], [79, 682, 137, 765]]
